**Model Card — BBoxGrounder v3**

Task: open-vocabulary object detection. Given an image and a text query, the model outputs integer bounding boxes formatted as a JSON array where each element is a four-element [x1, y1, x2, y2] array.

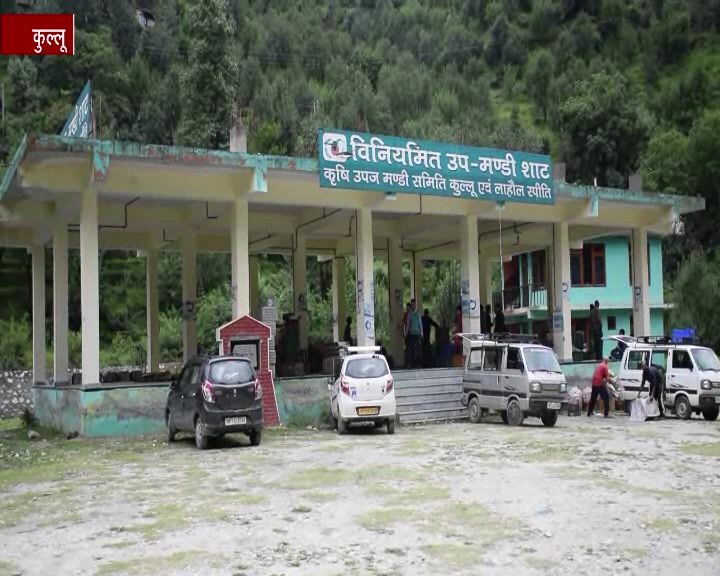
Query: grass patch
[[524, 556, 558, 570], [0, 560, 21, 576], [125, 503, 187, 540], [356, 507, 416, 531], [678, 443, 720, 457], [384, 547, 406, 556], [95, 550, 204, 575], [0, 418, 21, 432], [421, 543, 480, 568], [384, 484, 450, 506], [102, 540, 135, 550], [282, 467, 355, 489], [303, 490, 337, 502], [291, 505, 312, 514], [624, 547, 649, 558], [422, 501, 523, 544], [644, 517, 678, 533]]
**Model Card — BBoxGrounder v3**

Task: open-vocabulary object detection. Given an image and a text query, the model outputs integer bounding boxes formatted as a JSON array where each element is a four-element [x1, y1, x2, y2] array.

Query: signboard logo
[[0, 14, 75, 56], [61, 80, 92, 139], [322, 133, 348, 163]]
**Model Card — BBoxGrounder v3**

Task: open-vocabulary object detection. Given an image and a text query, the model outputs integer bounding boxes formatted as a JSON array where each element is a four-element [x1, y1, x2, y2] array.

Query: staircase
[[394, 368, 467, 424]]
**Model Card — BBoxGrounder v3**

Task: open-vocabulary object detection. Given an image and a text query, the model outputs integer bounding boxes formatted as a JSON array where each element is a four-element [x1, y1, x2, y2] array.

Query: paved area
[[1, 414, 719, 576]]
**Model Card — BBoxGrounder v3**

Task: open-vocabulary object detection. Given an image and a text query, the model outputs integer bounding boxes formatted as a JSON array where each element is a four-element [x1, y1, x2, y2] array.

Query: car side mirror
[[518, 362, 525, 373], [169, 381, 178, 390], [326, 376, 334, 386], [689, 364, 694, 372]]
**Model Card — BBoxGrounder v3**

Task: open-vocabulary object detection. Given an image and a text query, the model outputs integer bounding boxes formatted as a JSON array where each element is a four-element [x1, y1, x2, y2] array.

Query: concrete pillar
[[182, 230, 197, 362], [53, 223, 68, 383], [293, 233, 308, 349], [551, 222, 572, 360], [32, 245, 46, 384], [231, 196, 250, 318], [412, 252, 423, 310], [632, 228, 651, 337], [249, 255, 259, 316], [461, 215, 481, 333], [331, 257, 347, 342], [80, 187, 100, 385], [355, 208, 375, 346], [388, 237, 405, 364], [479, 253, 493, 312], [146, 248, 160, 373]]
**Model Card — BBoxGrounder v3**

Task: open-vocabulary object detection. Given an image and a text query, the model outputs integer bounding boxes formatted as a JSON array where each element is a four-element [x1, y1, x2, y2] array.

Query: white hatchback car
[[328, 346, 396, 434]]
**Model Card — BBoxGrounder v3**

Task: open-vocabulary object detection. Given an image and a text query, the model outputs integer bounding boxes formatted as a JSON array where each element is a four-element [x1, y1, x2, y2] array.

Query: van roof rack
[[457, 332, 541, 345], [346, 345, 381, 355]]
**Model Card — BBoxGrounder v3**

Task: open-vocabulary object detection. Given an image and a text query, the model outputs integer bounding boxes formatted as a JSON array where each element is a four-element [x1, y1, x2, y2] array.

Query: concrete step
[[395, 385, 463, 398], [400, 408, 469, 423], [398, 399, 465, 414]]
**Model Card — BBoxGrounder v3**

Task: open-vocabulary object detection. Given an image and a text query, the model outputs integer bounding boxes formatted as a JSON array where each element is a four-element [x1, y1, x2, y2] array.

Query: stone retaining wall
[[0, 370, 34, 418]]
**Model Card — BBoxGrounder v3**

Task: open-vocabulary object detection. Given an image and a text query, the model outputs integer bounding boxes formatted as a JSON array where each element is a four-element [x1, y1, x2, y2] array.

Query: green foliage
[[0, 316, 32, 370], [640, 130, 688, 194]]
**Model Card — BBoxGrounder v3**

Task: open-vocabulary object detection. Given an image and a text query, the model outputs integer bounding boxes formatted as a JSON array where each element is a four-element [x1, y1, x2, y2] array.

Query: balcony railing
[[493, 283, 547, 312]]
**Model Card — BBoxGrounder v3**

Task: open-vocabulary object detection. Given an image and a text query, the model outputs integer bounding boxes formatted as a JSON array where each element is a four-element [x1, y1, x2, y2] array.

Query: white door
[[480, 347, 502, 410], [620, 349, 648, 398], [501, 347, 525, 408], [667, 349, 697, 406]]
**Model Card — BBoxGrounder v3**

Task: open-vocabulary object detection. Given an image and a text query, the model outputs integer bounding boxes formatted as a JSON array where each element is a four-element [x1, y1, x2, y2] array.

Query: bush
[[160, 308, 183, 363], [0, 315, 32, 369]]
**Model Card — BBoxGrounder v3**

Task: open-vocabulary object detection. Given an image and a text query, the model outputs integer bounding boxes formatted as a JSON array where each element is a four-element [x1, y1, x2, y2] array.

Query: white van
[[617, 336, 720, 421], [328, 346, 397, 434], [460, 334, 568, 427]]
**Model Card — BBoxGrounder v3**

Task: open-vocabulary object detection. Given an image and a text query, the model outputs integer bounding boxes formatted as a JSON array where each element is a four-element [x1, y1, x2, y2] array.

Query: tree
[[558, 71, 651, 187], [526, 49, 553, 120], [177, 0, 238, 149], [640, 129, 689, 194]]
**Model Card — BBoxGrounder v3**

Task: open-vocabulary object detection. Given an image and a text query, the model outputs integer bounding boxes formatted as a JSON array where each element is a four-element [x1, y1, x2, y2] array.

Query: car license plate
[[715, 397, 720, 405], [546, 402, 561, 410], [225, 417, 247, 426], [357, 407, 379, 416]]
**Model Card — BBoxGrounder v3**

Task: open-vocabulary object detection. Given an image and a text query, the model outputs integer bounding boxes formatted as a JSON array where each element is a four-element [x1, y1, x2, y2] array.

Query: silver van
[[460, 334, 568, 427]]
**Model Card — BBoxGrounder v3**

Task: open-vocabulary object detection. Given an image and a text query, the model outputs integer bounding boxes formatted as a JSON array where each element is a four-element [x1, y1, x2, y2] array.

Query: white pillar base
[[231, 196, 250, 318], [80, 187, 100, 385], [552, 222, 572, 360], [32, 245, 46, 385], [632, 228, 651, 337], [53, 223, 69, 383], [146, 248, 160, 373], [461, 216, 481, 334], [355, 209, 375, 346]]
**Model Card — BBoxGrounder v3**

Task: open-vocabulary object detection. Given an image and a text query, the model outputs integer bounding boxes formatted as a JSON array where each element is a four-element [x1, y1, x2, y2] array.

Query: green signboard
[[318, 129, 554, 205], [61, 80, 93, 138]]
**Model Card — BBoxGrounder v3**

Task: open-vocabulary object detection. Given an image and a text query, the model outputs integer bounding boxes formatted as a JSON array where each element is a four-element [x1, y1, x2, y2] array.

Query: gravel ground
[[1, 414, 719, 576]]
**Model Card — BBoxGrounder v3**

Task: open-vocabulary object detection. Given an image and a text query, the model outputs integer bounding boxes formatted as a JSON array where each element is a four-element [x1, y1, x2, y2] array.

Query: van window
[[506, 348, 521, 370], [671, 350, 693, 370], [468, 349, 483, 370], [691, 348, 720, 371], [483, 348, 501, 371], [345, 357, 388, 379], [651, 351, 667, 371], [626, 350, 646, 370]]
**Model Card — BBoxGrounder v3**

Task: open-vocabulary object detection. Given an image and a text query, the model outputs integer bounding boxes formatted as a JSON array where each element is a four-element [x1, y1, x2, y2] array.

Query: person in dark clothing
[[484, 305, 493, 335], [587, 357, 612, 418], [421, 309, 439, 368], [402, 303, 411, 367], [407, 299, 423, 368], [494, 306, 506, 333], [591, 301, 603, 360], [343, 316, 352, 344], [541, 331, 553, 349], [639, 361, 665, 417]]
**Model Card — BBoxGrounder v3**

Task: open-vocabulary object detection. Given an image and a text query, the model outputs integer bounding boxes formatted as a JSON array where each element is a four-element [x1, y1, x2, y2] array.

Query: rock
[[65, 431, 79, 440], [27, 430, 40, 440]]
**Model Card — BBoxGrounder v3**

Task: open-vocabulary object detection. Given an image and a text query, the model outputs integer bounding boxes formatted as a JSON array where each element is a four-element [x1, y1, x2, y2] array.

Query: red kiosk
[[216, 316, 280, 426]]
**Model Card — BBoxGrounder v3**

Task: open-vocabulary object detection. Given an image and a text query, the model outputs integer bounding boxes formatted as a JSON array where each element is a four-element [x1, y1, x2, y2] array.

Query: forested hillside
[[1, 0, 720, 366]]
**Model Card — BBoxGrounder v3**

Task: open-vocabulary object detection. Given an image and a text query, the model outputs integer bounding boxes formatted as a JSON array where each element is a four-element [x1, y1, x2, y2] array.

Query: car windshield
[[209, 360, 255, 384], [691, 348, 720, 371], [523, 348, 562, 373], [345, 357, 388, 379]]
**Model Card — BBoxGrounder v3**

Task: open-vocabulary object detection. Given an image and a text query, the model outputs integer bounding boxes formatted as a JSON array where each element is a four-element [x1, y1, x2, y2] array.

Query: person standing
[[639, 361, 665, 417], [407, 299, 423, 368], [421, 309, 439, 368], [591, 300, 603, 360], [494, 305, 506, 333], [402, 302, 411, 367], [484, 305, 493, 335], [587, 357, 612, 418]]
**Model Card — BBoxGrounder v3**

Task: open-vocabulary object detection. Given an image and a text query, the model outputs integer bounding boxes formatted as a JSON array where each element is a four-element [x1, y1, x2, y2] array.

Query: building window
[[570, 243, 606, 287], [607, 316, 617, 330], [531, 250, 546, 287]]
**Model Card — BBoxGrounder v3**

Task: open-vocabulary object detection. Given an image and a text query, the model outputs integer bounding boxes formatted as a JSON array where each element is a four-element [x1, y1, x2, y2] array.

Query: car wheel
[[500, 411, 508, 424], [675, 396, 692, 420], [506, 399, 524, 427], [541, 410, 558, 428], [338, 418, 348, 435], [702, 406, 719, 422], [195, 418, 209, 450], [166, 411, 177, 443], [468, 397, 482, 424], [249, 430, 262, 446], [387, 417, 396, 435]]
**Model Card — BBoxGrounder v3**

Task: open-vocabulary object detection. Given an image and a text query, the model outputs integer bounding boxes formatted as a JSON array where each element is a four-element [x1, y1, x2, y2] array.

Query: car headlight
[[530, 382, 541, 392], [560, 383, 567, 393], [701, 380, 712, 390]]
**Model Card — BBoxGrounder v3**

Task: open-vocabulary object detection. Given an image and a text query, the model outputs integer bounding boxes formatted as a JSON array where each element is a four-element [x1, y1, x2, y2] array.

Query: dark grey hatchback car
[[166, 355, 263, 449]]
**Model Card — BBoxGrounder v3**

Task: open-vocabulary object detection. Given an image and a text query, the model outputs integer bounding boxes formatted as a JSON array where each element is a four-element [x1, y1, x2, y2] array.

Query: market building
[[0, 127, 704, 434]]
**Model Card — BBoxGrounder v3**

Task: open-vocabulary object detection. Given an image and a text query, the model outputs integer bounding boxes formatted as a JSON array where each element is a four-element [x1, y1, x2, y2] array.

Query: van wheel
[[500, 411, 508, 424], [702, 406, 719, 422], [249, 430, 262, 446], [675, 396, 692, 420], [468, 397, 482, 424], [195, 418, 209, 450], [166, 411, 177, 443], [541, 410, 558, 428], [506, 399, 524, 427], [387, 418, 396, 435], [338, 418, 348, 435]]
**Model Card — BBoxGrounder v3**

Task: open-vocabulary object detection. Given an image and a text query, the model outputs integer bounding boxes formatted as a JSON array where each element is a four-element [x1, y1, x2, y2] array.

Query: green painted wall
[[81, 386, 168, 437], [33, 387, 82, 434], [274, 376, 330, 427]]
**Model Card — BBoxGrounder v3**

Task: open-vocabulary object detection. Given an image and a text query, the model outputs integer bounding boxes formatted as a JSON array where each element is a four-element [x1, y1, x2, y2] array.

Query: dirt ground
[[1, 414, 719, 576]]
